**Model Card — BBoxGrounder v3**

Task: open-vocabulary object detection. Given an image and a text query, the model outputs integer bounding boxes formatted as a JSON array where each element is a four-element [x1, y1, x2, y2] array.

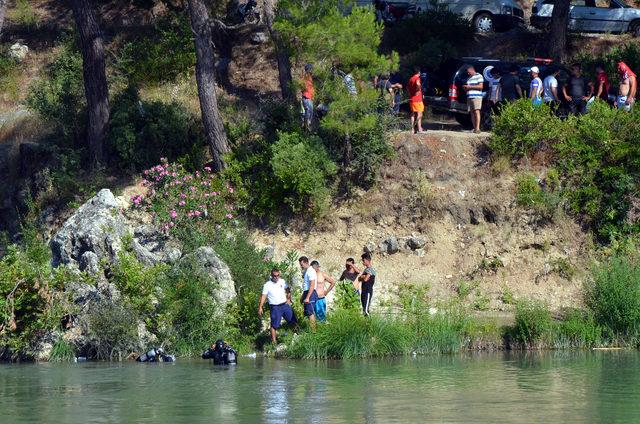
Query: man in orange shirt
[[407, 66, 425, 134], [301, 64, 315, 131]]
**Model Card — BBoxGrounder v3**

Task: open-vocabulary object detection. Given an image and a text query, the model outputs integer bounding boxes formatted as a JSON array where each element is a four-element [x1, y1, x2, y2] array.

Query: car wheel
[[474, 12, 495, 33], [454, 113, 473, 130], [630, 21, 640, 37]]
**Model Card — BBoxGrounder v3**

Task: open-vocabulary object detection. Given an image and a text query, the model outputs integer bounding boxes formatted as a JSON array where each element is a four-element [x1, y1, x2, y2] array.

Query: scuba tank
[[137, 348, 157, 362]]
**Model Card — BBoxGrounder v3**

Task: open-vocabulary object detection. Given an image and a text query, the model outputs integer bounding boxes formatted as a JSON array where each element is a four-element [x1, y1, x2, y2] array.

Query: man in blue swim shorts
[[258, 268, 297, 343]]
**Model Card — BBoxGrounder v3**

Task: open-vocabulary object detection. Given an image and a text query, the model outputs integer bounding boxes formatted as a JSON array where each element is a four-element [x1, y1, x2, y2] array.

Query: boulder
[[181, 246, 236, 305], [9, 42, 28, 61], [407, 236, 426, 250], [379, 236, 399, 255], [50, 189, 129, 268], [250, 32, 269, 44]]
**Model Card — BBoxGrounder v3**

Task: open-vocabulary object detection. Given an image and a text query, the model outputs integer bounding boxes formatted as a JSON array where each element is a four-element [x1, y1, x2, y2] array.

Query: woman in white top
[[529, 66, 543, 106]]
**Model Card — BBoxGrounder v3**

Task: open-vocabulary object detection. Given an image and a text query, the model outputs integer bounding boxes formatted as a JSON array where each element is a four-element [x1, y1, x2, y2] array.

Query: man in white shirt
[[258, 268, 297, 343], [462, 65, 484, 134], [543, 67, 561, 108], [299, 256, 318, 328]]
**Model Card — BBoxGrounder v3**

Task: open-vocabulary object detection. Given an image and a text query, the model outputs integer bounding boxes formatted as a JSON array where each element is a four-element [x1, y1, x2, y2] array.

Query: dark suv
[[425, 57, 553, 129]]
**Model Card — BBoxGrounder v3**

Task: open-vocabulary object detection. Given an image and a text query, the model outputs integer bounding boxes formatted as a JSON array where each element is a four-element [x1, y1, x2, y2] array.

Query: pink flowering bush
[[131, 158, 237, 237]]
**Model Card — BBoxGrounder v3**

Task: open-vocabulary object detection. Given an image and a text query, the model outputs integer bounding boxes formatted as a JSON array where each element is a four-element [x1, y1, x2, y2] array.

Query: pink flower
[[180, 193, 187, 199], [229, 187, 234, 193], [194, 210, 202, 217], [204, 166, 211, 172], [179, 200, 186, 206], [189, 186, 196, 192], [170, 210, 177, 219], [226, 213, 233, 219], [144, 170, 149, 175]]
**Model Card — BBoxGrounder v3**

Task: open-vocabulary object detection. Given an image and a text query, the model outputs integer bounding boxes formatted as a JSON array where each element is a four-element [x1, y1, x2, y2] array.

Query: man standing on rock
[[258, 268, 297, 343], [407, 66, 426, 134], [299, 256, 317, 328], [358, 252, 376, 316]]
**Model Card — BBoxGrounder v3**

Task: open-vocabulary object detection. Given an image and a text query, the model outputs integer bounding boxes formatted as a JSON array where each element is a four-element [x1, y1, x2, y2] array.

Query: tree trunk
[[263, 0, 293, 100], [187, 0, 229, 172], [71, 0, 109, 168], [547, 0, 570, 61], [0, 0, 8, 38]]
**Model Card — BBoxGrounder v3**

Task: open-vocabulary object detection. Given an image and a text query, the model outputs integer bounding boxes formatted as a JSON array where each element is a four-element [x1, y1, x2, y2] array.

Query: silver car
[[531, 0, 640, 35]]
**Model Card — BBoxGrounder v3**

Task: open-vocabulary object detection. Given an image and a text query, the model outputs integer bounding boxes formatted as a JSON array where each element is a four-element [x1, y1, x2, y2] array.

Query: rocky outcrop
[[50, 189, 129, 269], [181, 246, 236, 306]]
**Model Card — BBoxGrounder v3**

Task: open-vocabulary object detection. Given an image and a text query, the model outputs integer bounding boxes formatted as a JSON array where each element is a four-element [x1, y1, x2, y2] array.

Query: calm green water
[[1, 351, 640, 423]]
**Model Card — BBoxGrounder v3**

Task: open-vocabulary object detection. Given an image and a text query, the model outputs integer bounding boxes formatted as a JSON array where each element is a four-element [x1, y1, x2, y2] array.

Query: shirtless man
[[616, 62, 637, 112], [311, 261, 335, 322]]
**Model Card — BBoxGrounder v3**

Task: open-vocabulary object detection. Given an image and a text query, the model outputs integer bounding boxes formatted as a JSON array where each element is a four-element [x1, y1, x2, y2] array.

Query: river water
[[1, 351, 639, 423]]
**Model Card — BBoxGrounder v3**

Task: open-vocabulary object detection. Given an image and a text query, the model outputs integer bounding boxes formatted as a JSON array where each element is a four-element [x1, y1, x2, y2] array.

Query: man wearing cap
[[529, 66, 543, 106], [258, 268, 297, 343]]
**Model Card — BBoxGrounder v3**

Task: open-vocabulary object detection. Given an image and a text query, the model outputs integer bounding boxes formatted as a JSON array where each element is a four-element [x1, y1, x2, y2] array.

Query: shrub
[[411, 305, 470, 354], [87, 301, 139, 360], [490, 99, 567, 158], [513, 300, 552, 347], [270, 131, 337, 216], [108, 86, 206, 171], [285, 309, 413, 359], [131, 159, 238, 243], [0, 232, 67, 359], [48, 339, 75, 362], [26, 42, 85, 146], [586, 254, 640, 337], [116, 13, 195, 84], [0, 47, 20, 102], [552, 309, 603, 348], [515, 173, 561, 219]]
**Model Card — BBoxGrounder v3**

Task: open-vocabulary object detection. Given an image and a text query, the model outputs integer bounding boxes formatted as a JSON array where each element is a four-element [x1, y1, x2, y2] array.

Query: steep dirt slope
[[251, 130, 592, 312]]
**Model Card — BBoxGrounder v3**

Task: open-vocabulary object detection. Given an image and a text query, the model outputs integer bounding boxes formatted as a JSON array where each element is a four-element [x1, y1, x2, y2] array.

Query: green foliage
[[490, 99, 567, 158], [116, 13, 195, 84], [156, 259, 233, 356], [513, 300, 552, 347], [410, 305, 471, 354], [550, 257, 576, 280], [131, 159, 238, 244], [271, 132, 337, 215], [586, 254, 640, 337], [225, 131, 337, 219], [552, 309, 603, 348], [333, 281, 361, 311], [48, 339, 75, 362], [515, 173, 561, 219], [108, 86, 206, 170], [0, 47, 20, 102], [574, 43, 640, 84], [8, 0, 40, 29], [27, 43, 85, 145], [285, 309, 413, 359], [0, 231, 66, 359], [87, 301, 139, 360]]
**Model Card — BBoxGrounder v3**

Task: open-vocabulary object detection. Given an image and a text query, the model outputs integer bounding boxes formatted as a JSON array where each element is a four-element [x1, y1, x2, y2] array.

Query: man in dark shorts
[[499, 65, 523, 102], [562, 63, 593, 115], [339, 257, 361, 294], [358, 252, 376, 316], [258, 268, 297, 343], [299, 256, 317, 328]]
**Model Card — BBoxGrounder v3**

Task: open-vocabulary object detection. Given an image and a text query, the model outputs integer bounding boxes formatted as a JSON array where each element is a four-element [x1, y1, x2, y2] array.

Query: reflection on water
[[1, 351, 640, 423]]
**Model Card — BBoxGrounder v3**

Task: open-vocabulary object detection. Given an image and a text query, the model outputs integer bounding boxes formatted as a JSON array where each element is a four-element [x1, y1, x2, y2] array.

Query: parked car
[[531, 0, 640, 36], [355, 0, 525, 32], [424, 57, 552, 129]]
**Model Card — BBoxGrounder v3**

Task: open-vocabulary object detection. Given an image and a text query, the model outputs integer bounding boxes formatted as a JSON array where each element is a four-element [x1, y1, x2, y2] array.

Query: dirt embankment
[[252, 129, 592, 312]]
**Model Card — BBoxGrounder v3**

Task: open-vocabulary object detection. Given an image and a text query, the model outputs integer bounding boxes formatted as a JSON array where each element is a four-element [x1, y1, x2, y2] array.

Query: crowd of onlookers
[[258, 254, 377, 343]]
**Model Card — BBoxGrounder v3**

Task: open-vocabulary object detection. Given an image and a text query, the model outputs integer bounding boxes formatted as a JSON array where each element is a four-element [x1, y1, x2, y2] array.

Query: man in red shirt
[[408, 66, 425, 134], [301, 64, 315, 131], [595, 63, 611, 103]]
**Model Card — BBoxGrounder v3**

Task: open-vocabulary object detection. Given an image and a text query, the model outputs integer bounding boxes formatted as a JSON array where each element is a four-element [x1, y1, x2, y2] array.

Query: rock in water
[[50, 189, 129, 268], [181, 246, 237, 305]]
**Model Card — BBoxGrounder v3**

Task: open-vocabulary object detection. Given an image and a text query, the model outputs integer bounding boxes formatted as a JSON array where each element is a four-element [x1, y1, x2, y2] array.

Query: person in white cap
[[529, 66, 543, 106]]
